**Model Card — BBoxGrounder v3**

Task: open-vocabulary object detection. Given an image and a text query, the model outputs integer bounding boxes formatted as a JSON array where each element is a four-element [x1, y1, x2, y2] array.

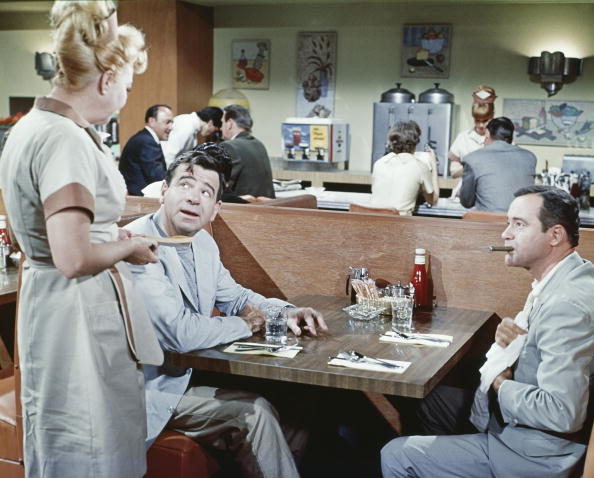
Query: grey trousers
[[168, 386, 301, 478], [381, 386, 495, 478]]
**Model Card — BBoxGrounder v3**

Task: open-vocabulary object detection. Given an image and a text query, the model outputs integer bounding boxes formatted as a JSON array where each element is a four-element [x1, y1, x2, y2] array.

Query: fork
[[389, 331, 450, 343], [344, 349, 402, 369]]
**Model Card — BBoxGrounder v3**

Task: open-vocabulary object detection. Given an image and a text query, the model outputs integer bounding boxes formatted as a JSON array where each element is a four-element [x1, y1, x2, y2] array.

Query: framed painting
[[401, 24, 452, 79], [232, 39, 270, 90], [296, 31, 337, 118], [503, 98, 594, 148]]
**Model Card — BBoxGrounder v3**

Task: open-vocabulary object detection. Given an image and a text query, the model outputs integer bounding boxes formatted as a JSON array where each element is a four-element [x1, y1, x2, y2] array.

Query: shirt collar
[[531, 251, 577, 297], [144, 125, 161, 145], [153, 209, 168, 238], [35, 96, 90, 128]]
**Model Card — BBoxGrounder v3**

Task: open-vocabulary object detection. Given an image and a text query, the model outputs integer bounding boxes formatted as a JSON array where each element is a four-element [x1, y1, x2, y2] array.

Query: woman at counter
[[370, 121, 439, 215], [0, 2, 162, 477]]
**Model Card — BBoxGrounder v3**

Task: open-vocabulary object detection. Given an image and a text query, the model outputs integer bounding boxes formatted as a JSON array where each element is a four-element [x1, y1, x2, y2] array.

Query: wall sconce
[[35, 52, 56, 81], [528, 51, 582, 97]]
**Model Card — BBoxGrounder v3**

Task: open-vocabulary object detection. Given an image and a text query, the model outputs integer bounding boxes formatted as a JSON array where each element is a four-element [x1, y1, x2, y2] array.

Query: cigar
[[488, 246, 514, 252]]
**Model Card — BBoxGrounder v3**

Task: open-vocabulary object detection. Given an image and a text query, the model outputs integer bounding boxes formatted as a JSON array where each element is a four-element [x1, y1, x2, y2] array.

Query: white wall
[[0, 30, 53, 117], [213, 3, 594, 172]]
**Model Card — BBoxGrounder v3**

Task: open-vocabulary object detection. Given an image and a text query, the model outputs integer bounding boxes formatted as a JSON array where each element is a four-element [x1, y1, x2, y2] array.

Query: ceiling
[[1, 0, 594, 12]]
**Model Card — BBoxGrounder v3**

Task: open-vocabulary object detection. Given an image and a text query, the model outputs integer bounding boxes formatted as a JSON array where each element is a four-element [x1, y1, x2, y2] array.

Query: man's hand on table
[[286, 307, 328, 337], [495, 317, 527, 348], [239, 305, 266, 333], [492, 367, 513, 394]]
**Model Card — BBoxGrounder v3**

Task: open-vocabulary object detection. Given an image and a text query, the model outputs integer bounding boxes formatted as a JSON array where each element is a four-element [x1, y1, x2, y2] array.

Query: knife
[[389, 331, 451, 343]]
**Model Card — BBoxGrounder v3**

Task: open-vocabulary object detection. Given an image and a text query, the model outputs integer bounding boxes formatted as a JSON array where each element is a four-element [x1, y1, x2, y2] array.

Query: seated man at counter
[[459, 116, 537, 212], [119, 104, 173, 196], [126, 149, 327, 478], [163, 106, 223, 166], [220, 104, 276, 199], [381, 185, 594, 478], [370, 120, 439, 215]]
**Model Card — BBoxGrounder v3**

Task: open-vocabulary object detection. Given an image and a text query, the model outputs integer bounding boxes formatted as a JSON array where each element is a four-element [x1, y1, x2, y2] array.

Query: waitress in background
[[448, 85, 496, 181], [0, 1, 162, 477], [371, 120, 439, 215]]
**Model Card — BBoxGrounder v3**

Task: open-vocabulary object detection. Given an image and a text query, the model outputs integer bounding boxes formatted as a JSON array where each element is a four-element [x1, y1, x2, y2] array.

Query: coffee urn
[[371, 83, 453, 176]]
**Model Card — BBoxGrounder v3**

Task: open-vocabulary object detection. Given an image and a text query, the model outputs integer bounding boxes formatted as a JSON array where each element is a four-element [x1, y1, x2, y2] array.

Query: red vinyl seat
[[145, 430, 219, 478]]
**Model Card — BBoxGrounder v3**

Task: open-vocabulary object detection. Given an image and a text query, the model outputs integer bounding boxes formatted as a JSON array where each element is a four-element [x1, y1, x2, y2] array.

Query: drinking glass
[[262, 304, 288, 345], [391, 296, 413, 332]]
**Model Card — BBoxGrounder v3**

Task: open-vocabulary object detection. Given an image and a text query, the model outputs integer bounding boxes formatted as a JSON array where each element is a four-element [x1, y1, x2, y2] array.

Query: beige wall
[[0, 30, 52, 117], [2, 2, 593, 174], [212, 3, 594, 172]]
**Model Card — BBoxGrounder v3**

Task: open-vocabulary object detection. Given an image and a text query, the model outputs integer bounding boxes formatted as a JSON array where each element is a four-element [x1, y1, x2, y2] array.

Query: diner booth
[[2, 0, 594, 476]]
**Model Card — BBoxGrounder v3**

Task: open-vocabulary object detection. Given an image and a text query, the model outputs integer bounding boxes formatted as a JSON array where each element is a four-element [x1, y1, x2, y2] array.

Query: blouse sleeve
[[37, 126, 97, 221]]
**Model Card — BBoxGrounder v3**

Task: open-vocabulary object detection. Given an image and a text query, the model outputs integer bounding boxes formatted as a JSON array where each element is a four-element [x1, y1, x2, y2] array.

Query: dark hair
[[144, 104, 171, 123], [165, 149, 226, 201], [514, 185, 580, 247], [223, 104, 253, 131], [387, 121, 421, 154], [487, 116, 514, 144], [197, 106, 223, 129], [193, 142, 232, 182]]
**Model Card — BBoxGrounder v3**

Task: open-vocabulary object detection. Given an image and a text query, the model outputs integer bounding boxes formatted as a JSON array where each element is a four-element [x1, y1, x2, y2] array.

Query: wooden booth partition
[[212, 204, 594, 320]]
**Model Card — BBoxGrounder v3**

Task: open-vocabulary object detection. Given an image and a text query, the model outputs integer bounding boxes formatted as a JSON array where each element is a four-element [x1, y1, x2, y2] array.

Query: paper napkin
[[380, 331, 453, 347], [327, 357, 410, 374]]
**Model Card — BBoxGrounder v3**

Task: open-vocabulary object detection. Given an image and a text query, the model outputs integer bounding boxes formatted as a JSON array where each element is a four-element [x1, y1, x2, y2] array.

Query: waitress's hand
[[124, 236, 159, 265], [118, 228, 132, 241]]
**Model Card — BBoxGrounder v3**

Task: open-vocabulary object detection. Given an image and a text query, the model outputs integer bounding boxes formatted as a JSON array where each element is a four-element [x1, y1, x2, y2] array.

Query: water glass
[[264, 305, 288, 345], [391, 296, 413, 332]]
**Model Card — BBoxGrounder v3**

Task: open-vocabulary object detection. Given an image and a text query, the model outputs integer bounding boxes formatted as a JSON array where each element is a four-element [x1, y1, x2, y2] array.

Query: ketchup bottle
[[410, 248, 430, 309]]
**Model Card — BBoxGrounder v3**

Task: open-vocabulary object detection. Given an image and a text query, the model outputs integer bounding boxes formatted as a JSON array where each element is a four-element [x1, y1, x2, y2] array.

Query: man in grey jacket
[[381, 185, 594, 478], [126, 148, 326, 478], [459, 117, 537, 212]]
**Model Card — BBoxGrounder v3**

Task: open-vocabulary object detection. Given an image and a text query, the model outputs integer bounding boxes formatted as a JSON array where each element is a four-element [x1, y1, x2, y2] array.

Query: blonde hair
[[50, 1, 147, 90]]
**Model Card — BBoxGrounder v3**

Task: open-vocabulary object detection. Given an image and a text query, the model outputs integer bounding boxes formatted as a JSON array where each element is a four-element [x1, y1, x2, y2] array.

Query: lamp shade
[[528, 51, 582, 97], [35, 52, 56, 81], [208, 88, 250, 109]]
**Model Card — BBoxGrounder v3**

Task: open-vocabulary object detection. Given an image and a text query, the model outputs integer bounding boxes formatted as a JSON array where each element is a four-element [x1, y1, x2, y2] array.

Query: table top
[[0, 267, 18, 306], [167, 295, 498, 399]]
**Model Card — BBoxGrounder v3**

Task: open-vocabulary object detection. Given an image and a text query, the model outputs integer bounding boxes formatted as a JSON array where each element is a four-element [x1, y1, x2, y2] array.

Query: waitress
[[448, 85, 496, 178], [0, 2, 162, 477]]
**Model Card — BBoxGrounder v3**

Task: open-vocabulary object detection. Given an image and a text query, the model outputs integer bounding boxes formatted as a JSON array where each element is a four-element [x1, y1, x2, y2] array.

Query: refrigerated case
[[371, 102, 452, 176]]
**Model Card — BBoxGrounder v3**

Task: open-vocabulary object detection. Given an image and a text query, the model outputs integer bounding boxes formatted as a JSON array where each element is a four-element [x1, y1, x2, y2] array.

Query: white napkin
[[380, 331, 453, 348], [327, 357, 410, 374], [223, 341, 301, 358], [478, 291, 534, 393]]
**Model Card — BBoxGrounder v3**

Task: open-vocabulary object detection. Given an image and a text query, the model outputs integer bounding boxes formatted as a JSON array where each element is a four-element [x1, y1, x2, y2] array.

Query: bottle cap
[[415, 248, 425, 255]]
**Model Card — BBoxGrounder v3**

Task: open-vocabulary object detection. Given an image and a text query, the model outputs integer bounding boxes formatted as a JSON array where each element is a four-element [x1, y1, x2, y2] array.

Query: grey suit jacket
[[459, 141, 537, 211], [221, 131, 276, 198], [471, 252, 594, 477], [126, 210, 289, 447]]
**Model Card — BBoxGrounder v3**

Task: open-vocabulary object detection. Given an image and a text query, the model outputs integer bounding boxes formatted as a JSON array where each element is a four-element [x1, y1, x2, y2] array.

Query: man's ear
[[159, 181, 168, 205], [210, 200, 222, 222], [548, 224, 566, 247], [99, 70, 114, 96]]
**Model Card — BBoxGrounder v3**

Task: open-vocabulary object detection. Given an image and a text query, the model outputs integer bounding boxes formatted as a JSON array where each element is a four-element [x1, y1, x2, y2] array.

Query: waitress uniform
[[0, 97, 163, 478]]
